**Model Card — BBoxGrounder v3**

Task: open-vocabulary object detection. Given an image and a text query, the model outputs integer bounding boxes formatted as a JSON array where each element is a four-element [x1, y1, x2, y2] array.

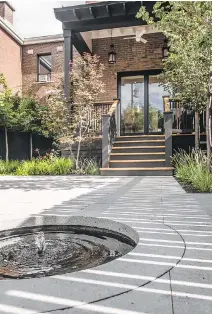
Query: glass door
[[120, 76, 145, 135], [148, 75, 168, 133], [119, 72, 168, 135]]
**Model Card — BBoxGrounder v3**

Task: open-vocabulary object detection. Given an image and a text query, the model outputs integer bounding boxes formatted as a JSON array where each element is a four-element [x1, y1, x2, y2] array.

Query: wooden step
[[116, 135, 165, 141], [110, 152, 165, 160], [112, 146, 165, 153], [117, 135, 165, 138], [113, 140, 165, 147], [109, 159, 166, 168], [100, 167, 173, 176]]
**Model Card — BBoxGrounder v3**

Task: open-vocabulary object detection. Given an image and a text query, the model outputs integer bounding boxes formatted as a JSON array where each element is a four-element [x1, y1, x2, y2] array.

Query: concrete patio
[[0, 176, 211, 314]]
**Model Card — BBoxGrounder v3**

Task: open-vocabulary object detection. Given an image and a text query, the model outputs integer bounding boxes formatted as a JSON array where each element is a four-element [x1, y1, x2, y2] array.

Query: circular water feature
[[0, 217, 138, 280]]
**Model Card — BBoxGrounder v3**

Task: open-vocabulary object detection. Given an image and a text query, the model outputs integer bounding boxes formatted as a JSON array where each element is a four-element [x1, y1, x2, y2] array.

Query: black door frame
[[117, 69, 162, 135]]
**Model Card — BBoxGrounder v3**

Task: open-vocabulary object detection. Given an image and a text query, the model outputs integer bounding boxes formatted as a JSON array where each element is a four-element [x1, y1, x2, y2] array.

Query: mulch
[[175, 177, 211, 194]]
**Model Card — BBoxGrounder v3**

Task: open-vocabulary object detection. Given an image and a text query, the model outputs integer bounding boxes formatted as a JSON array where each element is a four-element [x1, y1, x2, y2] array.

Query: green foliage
[[0, 74, 16, 129], [15, 158, 74, 176], [0, 158, 74, 176], [123, 105, 162, 132], [0, 73, 45, 135], [137, 2, 212, 111], [17, 96, 44, 134], [123, 105, 144, 132], [172, 149, 212, 192], [76, 158, 100, 175], [41, 53, 105, 169], [0, 160, 19, 175], [0, 157, 100, 176]]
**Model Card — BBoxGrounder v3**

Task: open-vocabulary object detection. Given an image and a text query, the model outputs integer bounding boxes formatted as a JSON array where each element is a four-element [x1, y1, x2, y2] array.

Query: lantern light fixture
[[108, 29, 116, 64], [162, 38, 169, 59]]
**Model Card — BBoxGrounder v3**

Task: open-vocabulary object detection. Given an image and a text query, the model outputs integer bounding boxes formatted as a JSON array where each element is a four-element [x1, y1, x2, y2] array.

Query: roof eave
[[0, 16, 23, 45]]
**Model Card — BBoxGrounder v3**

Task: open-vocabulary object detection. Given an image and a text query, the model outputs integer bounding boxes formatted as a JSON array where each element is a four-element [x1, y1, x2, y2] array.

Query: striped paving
[[0, 176, 211, 314]]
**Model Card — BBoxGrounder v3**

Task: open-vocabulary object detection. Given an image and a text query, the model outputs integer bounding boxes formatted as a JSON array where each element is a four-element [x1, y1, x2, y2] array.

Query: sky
[[10, 0, 85, 38]]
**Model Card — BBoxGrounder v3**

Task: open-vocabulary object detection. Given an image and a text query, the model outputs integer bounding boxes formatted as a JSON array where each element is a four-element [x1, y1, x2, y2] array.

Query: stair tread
[[110, 153, 165, 155], [112, 146, 165, 149], [101, 167, 173, 171], [110, 159, 165, 163], [116, 135, 165, 138], [115, 140, 165, 143]]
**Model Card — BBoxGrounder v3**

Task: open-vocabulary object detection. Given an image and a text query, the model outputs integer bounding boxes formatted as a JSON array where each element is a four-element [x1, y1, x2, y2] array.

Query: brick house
[[0, 1, 65, 97], [0, 1, 204, 173], [0, 1, 22, 93]]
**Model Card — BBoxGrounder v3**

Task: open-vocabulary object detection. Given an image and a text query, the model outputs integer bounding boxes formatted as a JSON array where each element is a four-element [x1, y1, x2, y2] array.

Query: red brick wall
[[22, 41, 64, 97], [0, 2, 13, 24], [0, 26, 22, 93], [22, 41, 80, 98], [92, 33, 164, 101]]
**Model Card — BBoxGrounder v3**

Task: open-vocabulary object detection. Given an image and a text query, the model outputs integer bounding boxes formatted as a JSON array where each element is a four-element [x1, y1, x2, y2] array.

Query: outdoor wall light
[[108, 44, 116, 64], [162, 38, 169, 59], [108, 29, 116, 64]]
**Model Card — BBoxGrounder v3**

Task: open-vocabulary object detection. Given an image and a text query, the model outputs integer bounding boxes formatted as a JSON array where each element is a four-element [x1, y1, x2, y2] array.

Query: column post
[[114, 98, 120, 137], [63, 28, 73, 98], [164, 111, 173, 167], [102, 114, 110, 168]]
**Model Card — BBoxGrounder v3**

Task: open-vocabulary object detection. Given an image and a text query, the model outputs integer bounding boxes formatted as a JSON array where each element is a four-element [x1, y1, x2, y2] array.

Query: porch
[[54, 1, 206, 175]]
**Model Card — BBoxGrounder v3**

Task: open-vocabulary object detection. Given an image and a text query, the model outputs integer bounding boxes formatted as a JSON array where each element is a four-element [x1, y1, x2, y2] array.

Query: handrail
[[107, 99, 119, 116], [101, 99, 120, 167], [164, 97, 206, 134], [94, 101, 112, 105]]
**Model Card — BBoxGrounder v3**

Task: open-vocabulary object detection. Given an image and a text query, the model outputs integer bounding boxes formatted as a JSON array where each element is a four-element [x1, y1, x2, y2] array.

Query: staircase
[[100, 135, 173, 176]]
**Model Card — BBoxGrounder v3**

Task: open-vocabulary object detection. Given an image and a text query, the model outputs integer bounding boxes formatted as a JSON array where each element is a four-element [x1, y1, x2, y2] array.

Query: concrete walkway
[[0, 176, 211, 314]]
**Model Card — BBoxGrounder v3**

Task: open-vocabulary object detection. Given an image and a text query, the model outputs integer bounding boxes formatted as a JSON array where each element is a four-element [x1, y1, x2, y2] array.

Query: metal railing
[[86, 102, 111, 135], [101, 99, 120, 167], [168, 99, 206, 133]]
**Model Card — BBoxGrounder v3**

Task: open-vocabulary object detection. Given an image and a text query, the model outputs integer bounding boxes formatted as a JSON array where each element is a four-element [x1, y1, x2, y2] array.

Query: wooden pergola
[[54, 1, 156, 96]]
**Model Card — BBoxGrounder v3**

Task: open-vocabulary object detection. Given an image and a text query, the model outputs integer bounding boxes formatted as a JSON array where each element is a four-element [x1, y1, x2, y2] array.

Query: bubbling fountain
[[35, 232, 46, 255], [0, 217, 138, 280]]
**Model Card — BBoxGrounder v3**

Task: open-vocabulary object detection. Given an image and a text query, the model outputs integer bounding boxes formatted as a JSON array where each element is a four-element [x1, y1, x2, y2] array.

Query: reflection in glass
[[121, 76, 144, 134], [38, 54, 52, 82], [149, 75, 168, 133]]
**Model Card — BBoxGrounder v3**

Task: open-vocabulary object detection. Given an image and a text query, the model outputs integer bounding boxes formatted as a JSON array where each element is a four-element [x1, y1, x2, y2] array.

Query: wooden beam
[[89, 7, 95, 18], [64, 17, 145, 33], [72, 32, 91, 55], [73, 9, 81, 20], [123, 2, 127, 14], [106, 5, 111, 17]]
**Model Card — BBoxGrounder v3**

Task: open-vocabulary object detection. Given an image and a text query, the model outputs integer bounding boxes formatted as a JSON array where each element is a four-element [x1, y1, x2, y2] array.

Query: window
[[37, 54, 52, 82]]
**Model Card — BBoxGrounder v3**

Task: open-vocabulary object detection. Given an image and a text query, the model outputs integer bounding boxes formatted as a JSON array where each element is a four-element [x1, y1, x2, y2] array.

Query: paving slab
[[0, 176, 211, 314]]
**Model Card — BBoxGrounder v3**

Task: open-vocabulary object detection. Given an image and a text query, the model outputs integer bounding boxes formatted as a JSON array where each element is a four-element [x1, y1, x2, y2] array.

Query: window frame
[[37, 53, 52, 82]]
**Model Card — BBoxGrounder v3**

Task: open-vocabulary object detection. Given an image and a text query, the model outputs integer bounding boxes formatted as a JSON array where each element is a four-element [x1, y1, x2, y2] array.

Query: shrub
[[0, 160, 19, 175], [15, 160, 37, 176], [75, 158, 100, 175], [0, 157, 74, 176], [49, 157, 74, 175], [0, 157, 100, 176], [15, 157, 74, 176], [172, 149, 212, 193]]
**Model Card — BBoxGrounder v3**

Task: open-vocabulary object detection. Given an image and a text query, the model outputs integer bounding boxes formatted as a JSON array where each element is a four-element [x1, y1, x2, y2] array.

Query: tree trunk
[[76, 139, 81, 170], [29, 133, 33, 160], [76, 121, 82, 170], [4, 127, 8, 162], [194, 111, 200, 150]]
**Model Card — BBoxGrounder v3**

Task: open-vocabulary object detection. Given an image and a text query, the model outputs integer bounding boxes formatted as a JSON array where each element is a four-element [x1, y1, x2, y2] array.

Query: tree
[[0, 74, 16, 161], [137, 2, 212, 156], [17, 96, 45, 159], [0, 73, 46, 161], [41, 53, 105, 169]]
